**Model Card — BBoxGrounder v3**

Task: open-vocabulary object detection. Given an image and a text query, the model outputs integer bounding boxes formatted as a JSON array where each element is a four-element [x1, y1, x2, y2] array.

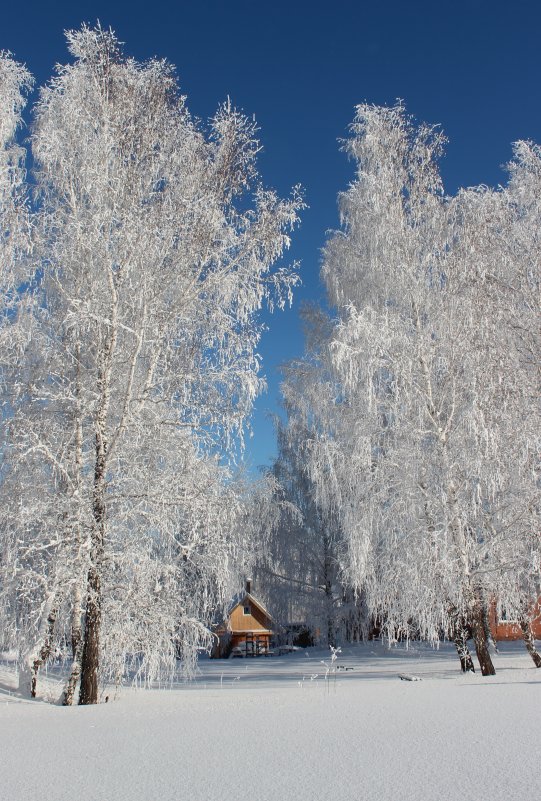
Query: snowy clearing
[[1, 641, 539, 801]]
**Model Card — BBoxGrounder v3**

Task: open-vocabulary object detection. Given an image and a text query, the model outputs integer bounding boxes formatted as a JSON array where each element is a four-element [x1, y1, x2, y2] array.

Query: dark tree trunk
[[79, 564, 102, 704], [519, 617, 541, 668], [471, 594, 496, 676], [79, 430, 107, 705], [78, 284, 117, 706]]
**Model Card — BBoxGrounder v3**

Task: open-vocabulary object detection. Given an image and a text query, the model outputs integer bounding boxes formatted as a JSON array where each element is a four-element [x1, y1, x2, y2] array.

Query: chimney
[[246, 578, 252, 595]]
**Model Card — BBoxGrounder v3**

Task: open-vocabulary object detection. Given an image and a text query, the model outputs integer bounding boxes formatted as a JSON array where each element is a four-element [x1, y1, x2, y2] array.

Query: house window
[[243, 605, 251, 615]]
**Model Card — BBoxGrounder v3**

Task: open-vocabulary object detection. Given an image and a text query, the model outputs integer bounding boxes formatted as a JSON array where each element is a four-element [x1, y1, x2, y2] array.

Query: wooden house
[[212, 581, 274, 658]]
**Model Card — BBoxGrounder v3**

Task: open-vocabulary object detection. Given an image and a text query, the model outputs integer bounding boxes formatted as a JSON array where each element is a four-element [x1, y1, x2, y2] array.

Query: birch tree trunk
[[78, 399, 109, 704], [451, 613, 475, 673], [18, 592, 59, 698], [79, 309, 116, 704], [79, 556, 102, 704], [30, 603, 59, 698], [519, 617, 541, 668], [62, 585, 84, 705], [470, 589, 496, 676], [62, 343, 85, 705]]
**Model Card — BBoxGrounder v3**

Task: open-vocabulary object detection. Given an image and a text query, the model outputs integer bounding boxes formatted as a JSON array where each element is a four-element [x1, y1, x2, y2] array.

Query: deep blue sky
[[4, 1, 541, 471]]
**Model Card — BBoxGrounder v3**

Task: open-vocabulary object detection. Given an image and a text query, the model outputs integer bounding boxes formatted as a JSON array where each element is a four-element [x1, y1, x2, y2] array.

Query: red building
[[489, 598, 541, 641]]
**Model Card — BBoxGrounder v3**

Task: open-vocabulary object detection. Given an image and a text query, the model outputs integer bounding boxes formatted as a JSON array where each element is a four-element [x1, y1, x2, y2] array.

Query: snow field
[[0, 642, 539, 801]]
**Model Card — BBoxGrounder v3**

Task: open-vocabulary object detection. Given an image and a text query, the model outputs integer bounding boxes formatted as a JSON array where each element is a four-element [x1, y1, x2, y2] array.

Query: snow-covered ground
[[1, 641, 539, 801]]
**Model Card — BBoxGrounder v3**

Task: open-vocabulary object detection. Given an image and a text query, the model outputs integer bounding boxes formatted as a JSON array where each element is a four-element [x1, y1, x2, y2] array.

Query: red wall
[[489, 598, 541, 641]]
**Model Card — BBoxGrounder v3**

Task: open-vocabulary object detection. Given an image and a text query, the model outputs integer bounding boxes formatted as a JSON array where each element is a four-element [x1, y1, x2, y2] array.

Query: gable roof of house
[[227, 591, 273, 623]]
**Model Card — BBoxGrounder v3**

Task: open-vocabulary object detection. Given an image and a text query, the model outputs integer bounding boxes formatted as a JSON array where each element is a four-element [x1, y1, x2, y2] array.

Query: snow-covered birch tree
[[314, 103, 539, 675], [446, 146, 541, 665], [499, 143, 541, 664], [1, 24, 302, 704]]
